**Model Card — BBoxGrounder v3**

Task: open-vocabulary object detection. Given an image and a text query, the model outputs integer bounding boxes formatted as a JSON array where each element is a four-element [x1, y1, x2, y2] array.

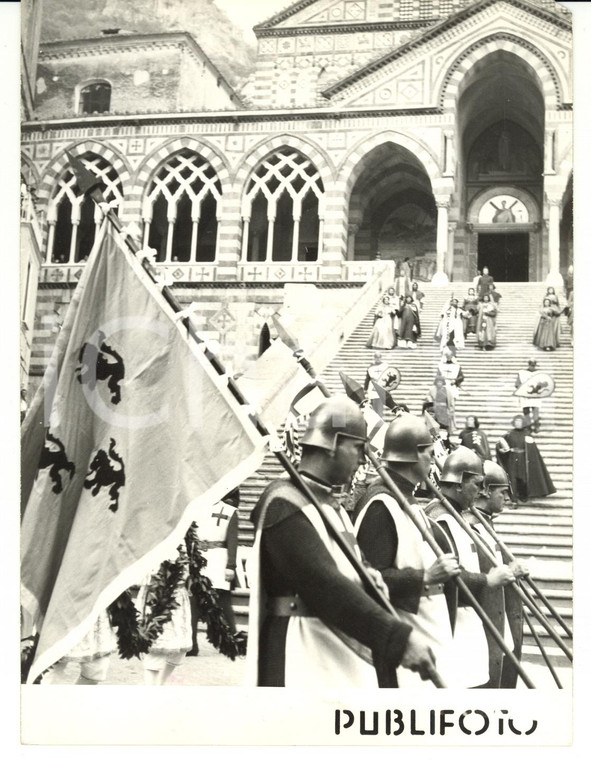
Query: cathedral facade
[[20, 0, 573, 385]]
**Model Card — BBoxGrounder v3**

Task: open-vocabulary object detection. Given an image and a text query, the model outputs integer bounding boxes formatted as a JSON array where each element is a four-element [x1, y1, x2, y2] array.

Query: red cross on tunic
[[211, 508, 230, 526]]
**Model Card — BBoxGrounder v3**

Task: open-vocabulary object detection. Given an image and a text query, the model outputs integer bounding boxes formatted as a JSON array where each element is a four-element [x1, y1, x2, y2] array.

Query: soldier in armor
[[515, 358, 542, 433], [469, 461, 527, 687], [354, 413, 461, 687], [425, 447, 516, 687], [247, 396, 437, 688], [364, 352, 399, 416]]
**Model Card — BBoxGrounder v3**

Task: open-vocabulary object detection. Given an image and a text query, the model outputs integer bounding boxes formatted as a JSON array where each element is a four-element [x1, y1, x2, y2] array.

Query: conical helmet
[[440, 446, 483, 484], [382, 413, 433, 463], [300, 395, 367, 451], [482, 460, 510, 491]]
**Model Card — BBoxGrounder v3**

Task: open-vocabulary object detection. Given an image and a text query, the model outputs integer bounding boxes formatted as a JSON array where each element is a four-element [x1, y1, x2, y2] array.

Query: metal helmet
[[381, 413, 433, 463], [440, 446, 484, 484], [300, 395, 367, 451], [482, 461, 510, 492]]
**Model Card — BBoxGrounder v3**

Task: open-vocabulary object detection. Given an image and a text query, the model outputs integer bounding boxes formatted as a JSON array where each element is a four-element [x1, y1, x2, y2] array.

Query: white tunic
[[433, 512, 489, 687], [246, 495, 378, 688], [355, 494, 458, 687]]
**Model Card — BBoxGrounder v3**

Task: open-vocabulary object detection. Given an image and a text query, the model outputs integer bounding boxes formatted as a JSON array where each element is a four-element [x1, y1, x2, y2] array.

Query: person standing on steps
[[476, 293, 498, 350], [364, 352, 400, 416], [470, 461, 527, 688], [495, 415, 556, 504], [533, 298, 561, 352], [515, 358, 545, 433], [461, 288, 479, 337], [435, 298, 466, 354], [354, 413, 462, 687], [366, 295, 397, 350], [411, 281, 424, 310], [396, 295, 421, 349], [425, 448, 517, 688], [477, 266, 495, 301], [458, 415, 492, 460], [247, 395, 438, 688]]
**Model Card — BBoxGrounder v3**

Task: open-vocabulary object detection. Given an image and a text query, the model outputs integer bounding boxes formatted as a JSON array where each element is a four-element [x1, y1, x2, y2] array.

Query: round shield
[[379, 366, 401, 391], [513, 371, 555, 399]]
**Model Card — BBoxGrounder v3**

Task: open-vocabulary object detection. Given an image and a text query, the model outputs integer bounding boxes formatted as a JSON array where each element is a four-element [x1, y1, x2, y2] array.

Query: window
[[142, 150, 222, 263], [46, 154, 123, 264], [242, 149, 324, 263], [79, 82, 111, 114]]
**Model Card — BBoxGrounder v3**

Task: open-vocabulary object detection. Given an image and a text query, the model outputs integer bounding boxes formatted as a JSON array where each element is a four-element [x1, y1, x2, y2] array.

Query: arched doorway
[[468, 188, 540, 282], [347, 143, 435, 276], [457, 50, 545, 280]]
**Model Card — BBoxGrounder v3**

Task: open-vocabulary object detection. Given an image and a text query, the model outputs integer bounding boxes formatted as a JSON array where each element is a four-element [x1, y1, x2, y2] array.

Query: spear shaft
[[69, 155, 445, 688], [468, 505, 573, 639], [426, 481, 573, 663], [271, 319, 535, 687]]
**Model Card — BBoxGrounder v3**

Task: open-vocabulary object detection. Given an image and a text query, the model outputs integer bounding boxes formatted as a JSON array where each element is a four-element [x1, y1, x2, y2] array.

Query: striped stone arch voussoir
[[337, 131, 441, 195], [135, 136, 231, 191], [37, 140, 132, 203], [20, 152, 41, 187], [440, 34, 562, 111], [234, 134, 335, 189]]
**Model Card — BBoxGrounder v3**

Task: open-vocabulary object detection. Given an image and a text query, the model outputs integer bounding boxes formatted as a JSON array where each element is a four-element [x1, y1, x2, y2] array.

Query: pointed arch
[[140, 147, 224, 264], [440, 33, 563, 111]]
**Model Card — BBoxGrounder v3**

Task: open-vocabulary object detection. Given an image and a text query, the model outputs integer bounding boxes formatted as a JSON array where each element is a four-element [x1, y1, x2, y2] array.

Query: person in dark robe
[[495, 415, 556, 503], [458, 415, 491, 460], [396, 295, 421, 349], [477, 267, 494, 301], [461, 288, 479, 336]]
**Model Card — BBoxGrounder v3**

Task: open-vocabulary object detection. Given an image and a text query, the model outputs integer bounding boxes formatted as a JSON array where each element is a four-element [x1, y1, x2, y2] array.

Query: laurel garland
[[107, 522, 246, 661], [185, 522, 247, 660]]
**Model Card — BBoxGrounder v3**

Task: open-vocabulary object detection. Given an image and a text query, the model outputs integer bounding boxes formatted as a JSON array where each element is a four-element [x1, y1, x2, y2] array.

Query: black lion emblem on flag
[[76, 331, 125, 404], [84, 438, 125, 513], [37, 430, 76, 494]]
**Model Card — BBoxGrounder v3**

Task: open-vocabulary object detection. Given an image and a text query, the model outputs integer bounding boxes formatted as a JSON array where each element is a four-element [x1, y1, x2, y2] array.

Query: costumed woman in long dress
[[496, 415, 555, 504], [533, 298, 561, 351], [476, 293, 498, 350], [136, 543, 193, 685], [461, 287, 479, 337], [366, 295, 397, 350], [397, 295, 421, 349]]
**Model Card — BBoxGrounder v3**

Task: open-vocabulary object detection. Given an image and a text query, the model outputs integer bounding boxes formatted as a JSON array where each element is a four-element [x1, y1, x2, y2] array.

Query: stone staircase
[[232, 281, 573, 676]]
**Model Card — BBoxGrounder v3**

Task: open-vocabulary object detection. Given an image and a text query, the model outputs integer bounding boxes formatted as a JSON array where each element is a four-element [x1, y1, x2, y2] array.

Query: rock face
[[39, 0, 256, 85]]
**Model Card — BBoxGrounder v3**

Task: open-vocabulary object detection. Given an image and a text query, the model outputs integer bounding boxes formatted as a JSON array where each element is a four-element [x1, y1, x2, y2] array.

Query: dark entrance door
[[477, 232, 529, 281]]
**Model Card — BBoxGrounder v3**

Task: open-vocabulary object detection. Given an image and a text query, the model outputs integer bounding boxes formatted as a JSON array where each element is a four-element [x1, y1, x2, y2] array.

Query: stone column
[[545, 197, 563, 288], [446, 221, 457, 278], [432, 198, 450, 285], [443, 130, 455, 177], [347, 223, 359, 259]]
